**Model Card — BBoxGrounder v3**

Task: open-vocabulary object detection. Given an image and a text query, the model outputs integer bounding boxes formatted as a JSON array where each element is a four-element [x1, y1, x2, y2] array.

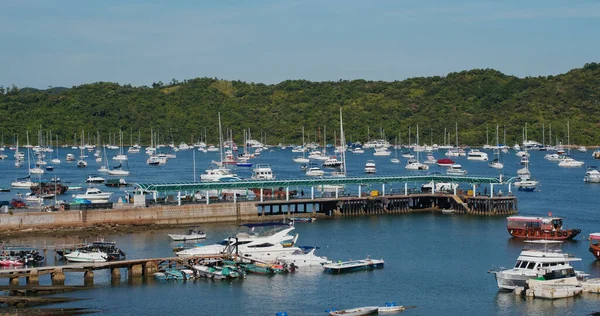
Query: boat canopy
[[590, 233, 600, 241], [240, 222, 291, 228]]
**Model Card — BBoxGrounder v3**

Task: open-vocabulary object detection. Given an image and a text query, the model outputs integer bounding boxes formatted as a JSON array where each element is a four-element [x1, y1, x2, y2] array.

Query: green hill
[[1, 63, 599, 146]]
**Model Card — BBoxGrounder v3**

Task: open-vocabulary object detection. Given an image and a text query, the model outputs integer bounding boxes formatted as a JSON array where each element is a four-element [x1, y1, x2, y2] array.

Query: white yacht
[[176, 223, 298, 261], [276, 246, 332, 267], [251, 164, 275, 180], [558, 157, 584, 168], [405, 159, 429, 171], [467, 149, 488, 161], [73, 187, 112, 202], [308, 151, 328, 161], [446, 164, 467, 175], [544, 153, 561, 161], [364, 160, 376, 174], [488, 240, 586, 291], [65, 153, 75, 161], [373, 148, 391, 156], [65, 249, 108, 263], [488, 159, 504, 169], [322, 157, 343, 168], [200, 168, 237, 181], [584, 167, 600, 183], [306, 166, 325, 177], [85, 174, 105, 183]]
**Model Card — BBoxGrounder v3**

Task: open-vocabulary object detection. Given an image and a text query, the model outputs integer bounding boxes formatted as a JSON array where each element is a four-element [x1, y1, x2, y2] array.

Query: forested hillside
[[1, 63, 599, 146]]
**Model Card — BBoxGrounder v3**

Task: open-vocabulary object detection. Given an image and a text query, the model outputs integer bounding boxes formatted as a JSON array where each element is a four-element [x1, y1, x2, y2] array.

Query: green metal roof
[[135, 174, 507, 193]]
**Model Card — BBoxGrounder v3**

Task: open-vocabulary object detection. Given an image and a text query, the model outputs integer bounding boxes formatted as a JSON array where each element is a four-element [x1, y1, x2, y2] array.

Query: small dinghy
[[327, 306, 378, 316], [168, 228, 206, 241]]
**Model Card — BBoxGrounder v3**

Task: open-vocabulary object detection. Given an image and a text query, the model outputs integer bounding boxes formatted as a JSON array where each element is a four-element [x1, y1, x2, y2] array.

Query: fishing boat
[[526, 277, 583, 299], [323, 257, 384, 274], [488, 240, 587, 291], [327, 306, 378, 316], [168, 228, 207, 241], [505, 215, 581, 240]]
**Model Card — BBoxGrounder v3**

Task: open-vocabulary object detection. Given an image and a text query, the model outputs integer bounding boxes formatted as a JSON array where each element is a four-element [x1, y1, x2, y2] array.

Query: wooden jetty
[[0, 255, 227, 287]]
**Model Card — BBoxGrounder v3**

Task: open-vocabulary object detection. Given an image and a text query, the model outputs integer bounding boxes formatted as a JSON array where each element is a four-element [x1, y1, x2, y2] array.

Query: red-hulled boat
[[436, 158, 455, 167], [590, 233, 600, 259], [506, 215, 581, 240]]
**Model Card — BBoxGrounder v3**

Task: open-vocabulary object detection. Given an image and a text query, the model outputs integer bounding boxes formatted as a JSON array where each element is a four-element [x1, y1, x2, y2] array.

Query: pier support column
[[472, 184, 476, 196], [26, 269, 39, 286], [453, 185, 457, 195], [335, 187, 339, 199], [233, 192, 237, 203], [286, 187, 289, 201], [111, 267, 121, 283], [9, 275, 19, 286], [311, 187, 314, 200], [206, 190, 210, 204], [144, 261, 158, 276], [382, 184, 385, 196], [177, 191, 181, 206], [260, 188, 264, 202], [508, 183, 512, 194], [358, 185, 361, 197], [129, 264, 143, 278], [432, 181, 435, 194], [51, 269, 65, 285], [84, 270, 94, 286], [404, 183, 408, 195], [490, 184, 494, 198]]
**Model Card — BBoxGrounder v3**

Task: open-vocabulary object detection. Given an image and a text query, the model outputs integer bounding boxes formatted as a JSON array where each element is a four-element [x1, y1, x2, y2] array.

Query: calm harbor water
[[1, 146, 600, 315]]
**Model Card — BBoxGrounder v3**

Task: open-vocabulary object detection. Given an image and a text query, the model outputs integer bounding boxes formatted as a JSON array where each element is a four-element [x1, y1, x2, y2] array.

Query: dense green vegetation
[[1, 63, 600, 146]]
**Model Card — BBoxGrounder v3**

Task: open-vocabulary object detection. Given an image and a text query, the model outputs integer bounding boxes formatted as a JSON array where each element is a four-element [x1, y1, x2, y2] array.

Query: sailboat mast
[[339, 108, 346, 174], [218, 112, 224, 165]]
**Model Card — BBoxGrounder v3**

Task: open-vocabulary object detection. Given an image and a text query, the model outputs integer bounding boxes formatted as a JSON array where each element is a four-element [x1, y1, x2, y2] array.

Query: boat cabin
[[507, 216, 563, 231]]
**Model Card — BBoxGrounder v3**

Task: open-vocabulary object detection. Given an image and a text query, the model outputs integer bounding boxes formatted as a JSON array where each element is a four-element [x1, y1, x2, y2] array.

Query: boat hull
[[507, 228, 581, 240], [590, 244, 600, 260]]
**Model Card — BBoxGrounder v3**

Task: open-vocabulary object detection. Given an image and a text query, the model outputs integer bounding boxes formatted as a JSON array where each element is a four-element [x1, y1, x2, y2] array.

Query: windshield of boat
[[236, 223, 291, 238]]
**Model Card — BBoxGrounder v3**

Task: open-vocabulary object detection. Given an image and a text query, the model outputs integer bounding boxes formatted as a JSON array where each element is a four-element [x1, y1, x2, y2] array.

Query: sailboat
[[489, 124, 504, 169], [558, 121, 584, 168], [112, 130, 128, 161], [293, 126, 309, 163], [108, 161, 130, 176], [390, 136, 400, 164], [98, 147, 110, 173], [77, 132, 88, 168], [401, 128, 414, 158], [51, 135, 61, 164], [11, 133, 34, 188], [405, 125, 428, 170]]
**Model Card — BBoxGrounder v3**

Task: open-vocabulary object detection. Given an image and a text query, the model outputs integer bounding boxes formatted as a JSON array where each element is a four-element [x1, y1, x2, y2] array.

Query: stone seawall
[[0, 203, 260, 231]]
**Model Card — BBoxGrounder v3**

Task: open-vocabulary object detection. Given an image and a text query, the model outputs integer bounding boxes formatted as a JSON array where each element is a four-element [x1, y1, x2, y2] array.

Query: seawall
[[0, 203, 260, 231]]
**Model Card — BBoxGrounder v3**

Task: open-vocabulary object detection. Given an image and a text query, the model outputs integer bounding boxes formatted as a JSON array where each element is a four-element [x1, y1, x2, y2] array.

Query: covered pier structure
[[134, 174, 518, 216]]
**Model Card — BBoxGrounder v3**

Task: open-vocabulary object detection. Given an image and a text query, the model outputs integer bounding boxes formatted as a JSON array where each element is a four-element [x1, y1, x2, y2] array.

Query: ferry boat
[[488, 240, 586, 291], [506, 215, 581, 240], [589, 233, 600, 260]]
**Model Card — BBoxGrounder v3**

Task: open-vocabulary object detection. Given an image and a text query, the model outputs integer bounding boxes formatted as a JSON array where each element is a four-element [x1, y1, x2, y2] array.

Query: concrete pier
[[51, 269, 65, 285]]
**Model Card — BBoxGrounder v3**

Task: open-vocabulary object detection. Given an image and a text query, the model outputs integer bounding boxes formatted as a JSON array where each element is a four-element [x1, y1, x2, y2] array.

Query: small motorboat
[[378, 302, 405, 313], [168, 228, 207, 241], [441, 209, 455, 215], [323, 257, 384, 274], [327, 306, 378, 316], [86, 174, 106, 183]]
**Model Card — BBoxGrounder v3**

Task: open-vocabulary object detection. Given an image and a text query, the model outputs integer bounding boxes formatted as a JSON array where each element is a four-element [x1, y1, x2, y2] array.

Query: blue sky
[[1, 0, 599, 88]]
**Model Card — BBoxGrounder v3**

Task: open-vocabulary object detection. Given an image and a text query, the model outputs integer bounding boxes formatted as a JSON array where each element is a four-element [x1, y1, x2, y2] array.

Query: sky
[[1, 0, 599, 89]]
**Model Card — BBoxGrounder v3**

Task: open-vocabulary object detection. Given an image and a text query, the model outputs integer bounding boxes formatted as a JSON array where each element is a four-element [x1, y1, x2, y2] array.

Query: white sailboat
[[112, 130, 128, 161], [558, 122, 584, 168], [405, 125, 429, 170], [489, 124, 504, 169], [292, 126, 309, 163], [51, 135, 61, 164], [390, 136, 400, 164], [11, 133, 34, 188]]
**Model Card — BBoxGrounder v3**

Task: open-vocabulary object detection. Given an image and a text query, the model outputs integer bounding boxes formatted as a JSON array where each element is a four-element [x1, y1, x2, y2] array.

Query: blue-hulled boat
[[323, 258, 384, 274]]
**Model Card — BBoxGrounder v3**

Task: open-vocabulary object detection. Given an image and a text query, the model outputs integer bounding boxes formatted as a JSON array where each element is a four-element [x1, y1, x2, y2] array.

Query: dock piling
[[51, 269, 65, 285]]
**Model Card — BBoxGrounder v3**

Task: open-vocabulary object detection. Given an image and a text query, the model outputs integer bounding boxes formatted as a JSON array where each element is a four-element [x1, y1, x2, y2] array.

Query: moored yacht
[[251, 164, 275, 180], [276, 246, 332, 267], [73, 187, 112, 202], [467, 149, 488, 161], [446, 164, 467, 175], [364, 160, 376, 174], [488, 240, 586, 291], [584, 167, 600, 183], [558, 157, 584, 168]]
